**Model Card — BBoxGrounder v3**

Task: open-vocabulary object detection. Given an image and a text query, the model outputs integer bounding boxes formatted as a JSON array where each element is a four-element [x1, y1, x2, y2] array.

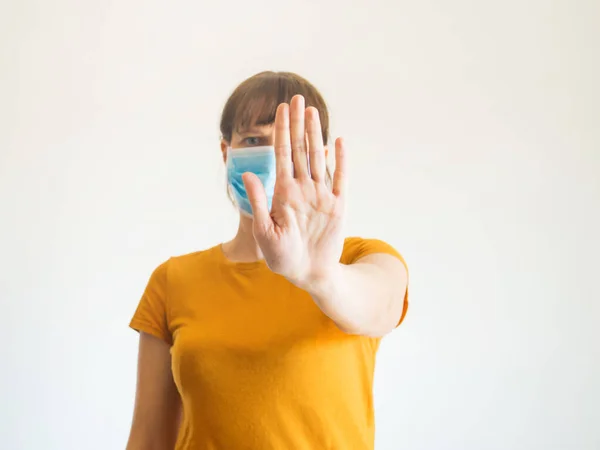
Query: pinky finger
[[332, 137, 347, 197]]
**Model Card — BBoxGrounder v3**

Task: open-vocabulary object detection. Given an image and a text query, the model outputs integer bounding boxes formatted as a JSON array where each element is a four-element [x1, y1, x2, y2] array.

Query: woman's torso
[[131, 238, 394, 450]]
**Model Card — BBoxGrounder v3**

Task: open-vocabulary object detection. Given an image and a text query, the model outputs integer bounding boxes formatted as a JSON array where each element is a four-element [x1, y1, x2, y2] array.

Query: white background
[[1, 0, 599, 449]]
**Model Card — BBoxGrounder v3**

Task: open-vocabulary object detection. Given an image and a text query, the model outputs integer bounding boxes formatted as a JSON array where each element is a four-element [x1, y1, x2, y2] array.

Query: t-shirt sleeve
[[341, 237, 409, 327], [129, 260, 173, 345]]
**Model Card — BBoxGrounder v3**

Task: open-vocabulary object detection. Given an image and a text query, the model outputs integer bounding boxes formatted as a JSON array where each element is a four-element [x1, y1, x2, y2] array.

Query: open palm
[[242, 95, 347, 286]]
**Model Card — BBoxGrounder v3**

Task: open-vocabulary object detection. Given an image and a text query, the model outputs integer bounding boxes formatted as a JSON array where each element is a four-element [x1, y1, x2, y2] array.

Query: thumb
[[242, 172, 272, 232]]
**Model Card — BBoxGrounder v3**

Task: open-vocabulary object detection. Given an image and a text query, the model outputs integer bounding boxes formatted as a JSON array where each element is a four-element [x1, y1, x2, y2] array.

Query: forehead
[[235, 124, 274, 136]]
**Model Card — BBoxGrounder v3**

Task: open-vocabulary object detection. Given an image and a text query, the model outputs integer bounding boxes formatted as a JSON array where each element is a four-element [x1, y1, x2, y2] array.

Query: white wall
[[1, 1, 599, 449]]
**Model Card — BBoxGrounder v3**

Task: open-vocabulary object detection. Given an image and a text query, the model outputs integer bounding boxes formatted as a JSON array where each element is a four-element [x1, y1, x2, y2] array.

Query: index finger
[[274, 103, 292, 179]]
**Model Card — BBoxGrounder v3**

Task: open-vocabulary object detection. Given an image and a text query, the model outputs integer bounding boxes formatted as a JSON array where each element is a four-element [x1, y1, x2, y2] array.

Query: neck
[[221, 215, 264, 262]]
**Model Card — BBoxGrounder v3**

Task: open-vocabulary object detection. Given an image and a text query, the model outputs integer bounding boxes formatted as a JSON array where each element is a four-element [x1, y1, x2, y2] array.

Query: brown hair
[[220, 71, 330, 145]]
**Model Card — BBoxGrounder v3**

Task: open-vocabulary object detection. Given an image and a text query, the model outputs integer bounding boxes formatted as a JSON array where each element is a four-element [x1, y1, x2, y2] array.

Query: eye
[[244, 137, 261, 146]]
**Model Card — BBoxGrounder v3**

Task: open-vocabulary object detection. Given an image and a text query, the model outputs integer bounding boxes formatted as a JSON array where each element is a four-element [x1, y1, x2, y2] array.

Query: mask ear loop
[[225, 147, 237, 211]]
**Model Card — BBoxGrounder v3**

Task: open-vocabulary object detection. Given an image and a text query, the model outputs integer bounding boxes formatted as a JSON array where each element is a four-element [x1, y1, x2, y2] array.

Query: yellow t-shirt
[[130, 237, 408, 450]]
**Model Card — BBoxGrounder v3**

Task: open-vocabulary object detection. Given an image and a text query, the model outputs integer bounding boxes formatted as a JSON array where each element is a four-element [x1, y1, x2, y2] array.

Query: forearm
[[299, 260, 406, 337]]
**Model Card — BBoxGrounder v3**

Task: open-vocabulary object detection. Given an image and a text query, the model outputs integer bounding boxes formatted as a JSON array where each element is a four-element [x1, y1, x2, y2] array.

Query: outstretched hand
[[242, 95, 347, 287]]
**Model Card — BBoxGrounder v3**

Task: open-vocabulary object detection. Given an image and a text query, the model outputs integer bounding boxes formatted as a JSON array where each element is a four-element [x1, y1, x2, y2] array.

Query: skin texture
[[126, 333, 181, 450], [126, 95, 408, 448]]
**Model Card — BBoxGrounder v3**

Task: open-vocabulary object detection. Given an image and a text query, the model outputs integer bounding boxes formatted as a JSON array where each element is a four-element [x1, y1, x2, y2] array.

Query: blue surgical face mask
[[226, 146, 276, 216]]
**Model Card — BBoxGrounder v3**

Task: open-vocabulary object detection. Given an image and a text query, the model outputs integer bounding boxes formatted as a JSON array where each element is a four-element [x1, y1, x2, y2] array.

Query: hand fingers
[[274, 103, 293, 180], [290, 95, 309, 179], [332, 137, 346, 197], [306, 107, 326, 182], [242, 172, 273, 233]]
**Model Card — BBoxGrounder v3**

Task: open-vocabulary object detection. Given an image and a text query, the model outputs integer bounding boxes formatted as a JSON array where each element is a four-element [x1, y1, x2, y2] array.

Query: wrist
[[293, 263, 344, 298]]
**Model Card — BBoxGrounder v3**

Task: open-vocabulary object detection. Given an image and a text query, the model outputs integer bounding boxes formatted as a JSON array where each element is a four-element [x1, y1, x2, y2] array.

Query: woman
[[126, 71, 409, 450]]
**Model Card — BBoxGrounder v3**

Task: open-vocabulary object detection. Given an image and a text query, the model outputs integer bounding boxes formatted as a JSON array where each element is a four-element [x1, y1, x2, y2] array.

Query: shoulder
[[341, 236, 405, 266], [159, 245, 221, 275], [150, 244, 227, 284]]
